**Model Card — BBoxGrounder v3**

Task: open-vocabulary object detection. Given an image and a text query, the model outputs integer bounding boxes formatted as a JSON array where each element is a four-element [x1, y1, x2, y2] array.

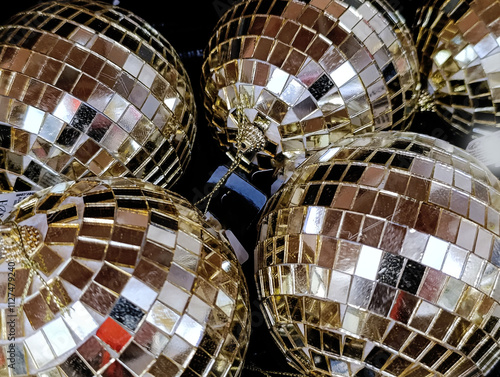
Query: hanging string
[[196, 103, 266, 214], [0, 223, 69, 314]]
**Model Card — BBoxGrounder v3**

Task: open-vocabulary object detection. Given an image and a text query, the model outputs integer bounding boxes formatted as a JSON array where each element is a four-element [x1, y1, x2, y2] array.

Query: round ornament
[[0, 178, 250, 376], [202, 0, 420, 172], [256, 131, 500, 376], [0, 0, 196, 192], [415, 0, 500, 140]]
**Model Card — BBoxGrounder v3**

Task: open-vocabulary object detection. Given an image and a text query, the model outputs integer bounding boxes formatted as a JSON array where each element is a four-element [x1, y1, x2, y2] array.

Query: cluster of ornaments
[[0, 2, 248, 377], [0, 0, 499, 377]]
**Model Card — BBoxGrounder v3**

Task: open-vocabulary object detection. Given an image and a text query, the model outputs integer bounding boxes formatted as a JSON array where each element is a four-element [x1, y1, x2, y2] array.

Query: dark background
[[2, 0, 500, 376]]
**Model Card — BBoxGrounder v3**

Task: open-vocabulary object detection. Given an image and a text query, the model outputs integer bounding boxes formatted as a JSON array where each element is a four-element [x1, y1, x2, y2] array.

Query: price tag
[[0, 191, 35, 220]]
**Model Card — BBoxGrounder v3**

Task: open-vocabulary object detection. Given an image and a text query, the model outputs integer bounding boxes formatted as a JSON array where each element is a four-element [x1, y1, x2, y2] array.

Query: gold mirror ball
[[202, 0, 420, 172], [256, 131, 500, 376], [415, 0, 500, 141], [0, 0, 196, 192], [0, 177, 251, 377]]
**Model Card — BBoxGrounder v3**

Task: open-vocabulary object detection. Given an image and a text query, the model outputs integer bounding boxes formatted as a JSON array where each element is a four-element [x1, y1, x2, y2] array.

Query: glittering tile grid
[[256, 131, 500, 376], [0, 0, 196, 191], [202, 0, 420, 169], [415, 0, 500, 136], [0, 178, 250, 377]]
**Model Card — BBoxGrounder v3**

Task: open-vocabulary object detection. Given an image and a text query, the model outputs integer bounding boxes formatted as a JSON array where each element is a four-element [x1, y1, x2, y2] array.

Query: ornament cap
[[0, 224, 41, 262]]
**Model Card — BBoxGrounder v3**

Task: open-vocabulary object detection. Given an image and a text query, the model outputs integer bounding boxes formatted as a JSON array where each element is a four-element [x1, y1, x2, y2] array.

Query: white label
[[0, 191, 35, 220]]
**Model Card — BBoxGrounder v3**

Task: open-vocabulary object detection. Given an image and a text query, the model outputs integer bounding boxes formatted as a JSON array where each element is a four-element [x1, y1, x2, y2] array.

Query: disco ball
[[202, 0, 420, 171], [256, 131, 500, 376], [0, 178, 250, 376], [415, 0, 500, 139], [0, 0, 196, 191]]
